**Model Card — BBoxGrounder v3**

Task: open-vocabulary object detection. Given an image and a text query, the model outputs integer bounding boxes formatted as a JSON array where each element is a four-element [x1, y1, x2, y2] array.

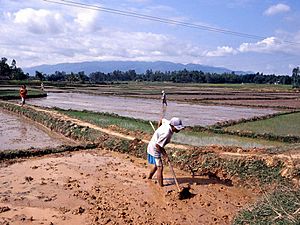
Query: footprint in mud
[[44, 195, 57, 202], [72, 206, 85, 215], [0, 206, 10, 213], [59, 207, 71, 214], [12, 214, 34, 222], [24, 176, 34, 183]]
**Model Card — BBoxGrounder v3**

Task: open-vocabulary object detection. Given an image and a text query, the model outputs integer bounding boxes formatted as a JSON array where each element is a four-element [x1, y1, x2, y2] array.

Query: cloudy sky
[[1, 0, 300, 74]]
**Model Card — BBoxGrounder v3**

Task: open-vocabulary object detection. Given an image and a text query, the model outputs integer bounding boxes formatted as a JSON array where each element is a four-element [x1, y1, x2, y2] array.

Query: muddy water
[[0, 110, 72, 151], [28, 93, 278, 126]]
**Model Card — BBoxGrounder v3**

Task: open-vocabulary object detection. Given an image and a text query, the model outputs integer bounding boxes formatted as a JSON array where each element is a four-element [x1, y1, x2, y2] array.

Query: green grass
[[226, 112, 300, 137], [173, 130, 285, 149], [58, 109, 289, 149], [58, 109, 154, 133], [0, 89, 44, 98], [0, 90, 20, 97], [234, 186, 300, 225]]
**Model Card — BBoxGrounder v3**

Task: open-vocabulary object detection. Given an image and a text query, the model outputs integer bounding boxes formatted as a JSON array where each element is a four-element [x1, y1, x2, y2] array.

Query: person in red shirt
[[19, 85, 28, 106]]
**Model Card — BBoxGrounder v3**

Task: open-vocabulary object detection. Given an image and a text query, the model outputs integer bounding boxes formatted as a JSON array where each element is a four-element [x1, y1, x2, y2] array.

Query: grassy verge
[[57, 109, 154, 133], [58, 109, 286, 149], [170, 149, 287, 186], [0, 144, 97, 161], [0, 89, 47, 100], [233, 186, 300, 225], [62, 109, 297, 151]]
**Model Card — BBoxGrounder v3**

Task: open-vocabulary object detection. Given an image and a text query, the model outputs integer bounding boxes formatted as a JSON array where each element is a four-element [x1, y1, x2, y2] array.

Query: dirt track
[[0, 149, 256, 225]]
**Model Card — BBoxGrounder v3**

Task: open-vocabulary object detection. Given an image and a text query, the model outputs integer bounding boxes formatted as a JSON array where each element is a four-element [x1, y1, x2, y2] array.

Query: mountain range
[[24, 60, 251, 75]]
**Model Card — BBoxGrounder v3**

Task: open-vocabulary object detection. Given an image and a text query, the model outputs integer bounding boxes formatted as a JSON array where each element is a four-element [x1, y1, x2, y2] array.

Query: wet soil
[[0, 109, 75, 151], [27, 92, 279, 126], [0, 149, 256, 225]]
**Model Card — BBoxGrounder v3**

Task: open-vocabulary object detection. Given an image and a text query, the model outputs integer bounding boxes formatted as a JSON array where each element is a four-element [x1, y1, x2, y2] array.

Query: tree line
[[37, 69, 299, 86], [0, 57, 299, 86], [0, 57, 29, 80], [88, 69, 294, 85]]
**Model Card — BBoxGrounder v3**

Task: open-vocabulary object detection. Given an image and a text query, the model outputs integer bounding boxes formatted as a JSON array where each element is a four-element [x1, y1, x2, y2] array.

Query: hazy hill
[[24, 60, 250, 75]]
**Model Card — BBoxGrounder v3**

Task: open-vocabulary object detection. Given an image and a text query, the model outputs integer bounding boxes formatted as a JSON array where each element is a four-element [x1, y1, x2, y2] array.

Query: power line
[[43, 0, 300, 46]]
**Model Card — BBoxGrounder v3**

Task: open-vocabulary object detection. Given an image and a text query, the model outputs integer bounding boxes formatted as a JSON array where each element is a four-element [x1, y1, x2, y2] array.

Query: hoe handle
[[149, 121, 156, 132], [168, 161, 181, 192]]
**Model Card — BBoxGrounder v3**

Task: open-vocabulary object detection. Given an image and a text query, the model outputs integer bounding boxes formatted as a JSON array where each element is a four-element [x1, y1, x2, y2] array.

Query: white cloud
[[203, 36, 300, 59], [264, 3, 290, 16], [204, 46, 237, 57], [74, 10, 102, 32], [0, 20, 206, 67], [13, 8, 65, 34], [238, 37, 284, 53]]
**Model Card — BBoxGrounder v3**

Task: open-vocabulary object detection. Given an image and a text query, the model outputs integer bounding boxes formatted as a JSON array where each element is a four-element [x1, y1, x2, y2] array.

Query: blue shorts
[[147, 154, 162, 167]]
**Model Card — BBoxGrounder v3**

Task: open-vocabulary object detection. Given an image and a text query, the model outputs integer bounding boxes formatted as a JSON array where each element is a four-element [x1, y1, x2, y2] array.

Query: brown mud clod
[[178, 186, 193, 200]]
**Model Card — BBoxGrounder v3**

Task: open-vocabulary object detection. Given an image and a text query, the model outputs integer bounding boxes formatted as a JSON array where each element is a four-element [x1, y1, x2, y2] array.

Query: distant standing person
[[147, 117, 184, 187], [161, 90, 167, 106], [41, 82, 44, 92], [19, 85, 28, 106]]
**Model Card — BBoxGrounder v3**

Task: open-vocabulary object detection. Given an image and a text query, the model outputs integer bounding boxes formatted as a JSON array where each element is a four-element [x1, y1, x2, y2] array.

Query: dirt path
[[25, 104, 190, 150], [0, 149, 256, 225]]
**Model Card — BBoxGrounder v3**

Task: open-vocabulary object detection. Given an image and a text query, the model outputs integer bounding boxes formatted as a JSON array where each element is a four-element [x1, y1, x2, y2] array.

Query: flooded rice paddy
[[0, 110, 72, 151], [28, 92, 279, 127]]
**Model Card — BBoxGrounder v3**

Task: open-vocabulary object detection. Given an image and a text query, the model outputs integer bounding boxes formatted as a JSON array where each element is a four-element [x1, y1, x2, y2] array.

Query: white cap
[[170, 117, 184, 130], [162, 90, 164, 93]]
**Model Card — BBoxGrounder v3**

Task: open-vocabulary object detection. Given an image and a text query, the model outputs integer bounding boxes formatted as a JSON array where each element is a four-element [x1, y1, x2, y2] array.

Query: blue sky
[[1, 0, 299, 75]]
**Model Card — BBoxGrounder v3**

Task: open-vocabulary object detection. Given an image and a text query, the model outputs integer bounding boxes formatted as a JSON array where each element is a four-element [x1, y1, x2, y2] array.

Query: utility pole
[[292, 67, 300, 88]]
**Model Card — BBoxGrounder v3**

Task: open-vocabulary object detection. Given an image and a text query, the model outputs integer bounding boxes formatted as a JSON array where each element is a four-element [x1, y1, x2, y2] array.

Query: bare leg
[[148, 165, 157, 179], [157, 165, 164, 187]]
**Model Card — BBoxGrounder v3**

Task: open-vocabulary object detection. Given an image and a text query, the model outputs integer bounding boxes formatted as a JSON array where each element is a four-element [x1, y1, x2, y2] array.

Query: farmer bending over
[[147, 117, 184, 187]]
